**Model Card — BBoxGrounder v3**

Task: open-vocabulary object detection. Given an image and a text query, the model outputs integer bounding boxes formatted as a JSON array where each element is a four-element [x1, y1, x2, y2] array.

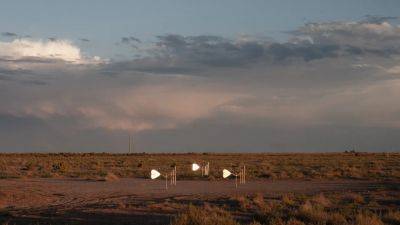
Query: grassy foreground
[[0, 152, 399, 180], [171, 190, 400, 225]]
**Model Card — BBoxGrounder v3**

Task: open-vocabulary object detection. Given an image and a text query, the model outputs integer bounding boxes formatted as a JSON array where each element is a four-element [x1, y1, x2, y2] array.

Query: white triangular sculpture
[[223, 169, 232, 178], [151, 169, 161, 179], [192, 163, 200, 171]]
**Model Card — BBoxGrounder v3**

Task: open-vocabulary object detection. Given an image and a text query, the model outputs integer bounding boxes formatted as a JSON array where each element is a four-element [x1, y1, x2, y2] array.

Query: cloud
[[294, 19, 400, 50], [362, 15, 399, 24], [387, 65, 400, 74], [1, 17, 400, 151], [0, 71, 243, 133], [121, 36, 141, 44], [0, 38, 103, 64], [266, 43, 339, 61], [1, 32, 17, 37], [153, 34, 265, 67], [48, 37, 58, 42], [123, 19, 400, 75]]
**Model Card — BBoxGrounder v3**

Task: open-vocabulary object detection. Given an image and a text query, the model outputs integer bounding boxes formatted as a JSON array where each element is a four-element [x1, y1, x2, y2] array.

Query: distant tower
[[131, 135, 135, 153], [128, 135, 134, 153]]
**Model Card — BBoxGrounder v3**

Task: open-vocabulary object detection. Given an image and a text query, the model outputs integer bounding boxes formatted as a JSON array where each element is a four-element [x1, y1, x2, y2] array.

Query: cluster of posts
[[192, 162, 210, 176], [170, 166, 177, 187], [223, 165, 246, 188], [151, 162, 246, 190], [151, 166, 176, 190]]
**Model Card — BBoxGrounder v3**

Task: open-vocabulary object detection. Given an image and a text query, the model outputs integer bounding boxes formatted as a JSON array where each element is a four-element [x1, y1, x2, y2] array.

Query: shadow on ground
[[0, 210, 171, 225]]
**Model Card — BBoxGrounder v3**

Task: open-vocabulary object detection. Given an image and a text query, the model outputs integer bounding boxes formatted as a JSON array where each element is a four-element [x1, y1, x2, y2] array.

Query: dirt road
[[0, 178, 397, 224]]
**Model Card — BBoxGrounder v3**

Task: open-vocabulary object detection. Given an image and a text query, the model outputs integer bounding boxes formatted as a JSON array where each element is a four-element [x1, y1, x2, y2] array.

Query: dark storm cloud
[[155, 34, 265, 66], [266, 43, 340, 61], [146, 18, 400, 71], [0, 68, 30, 75], [107, 34, 342, 74], [118, 36, 142, 51], [102, 58, 200, 75], [48, 37, 58, 42], [0, 67, 50, 85], [1, 17, 400, 152], [1, 32, 17, 37], [121, 36, 141, 44], [106, 17, 400, 76]]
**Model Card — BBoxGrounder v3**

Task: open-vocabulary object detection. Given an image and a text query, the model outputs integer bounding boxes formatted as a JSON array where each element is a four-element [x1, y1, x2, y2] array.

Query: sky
[[0, 1, 400, 152]]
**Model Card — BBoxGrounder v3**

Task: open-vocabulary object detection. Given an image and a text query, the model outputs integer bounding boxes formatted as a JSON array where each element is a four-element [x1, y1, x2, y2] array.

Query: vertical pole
[[240, 168, 242, 184], [174, 166, 176, 185], [132, 135, 135, 153], [165, 174, 168, 190], [235, 175, 238, 188], [243, 165, 246, 184], [128, 135, 131, 153]]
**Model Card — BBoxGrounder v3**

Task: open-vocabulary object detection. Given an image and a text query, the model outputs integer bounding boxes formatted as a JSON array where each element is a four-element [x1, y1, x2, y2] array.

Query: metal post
[[165, 174, 168, 190], [235, 175, 238, 188], [132, 135, 135, 153], [243, 165, 246, 184], [174, 166, 176, 185], [128, 135, 131, 153]]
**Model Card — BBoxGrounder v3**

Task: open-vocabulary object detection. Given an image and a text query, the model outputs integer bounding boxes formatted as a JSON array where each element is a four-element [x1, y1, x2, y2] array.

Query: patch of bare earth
[[0, 178, 398, 224]]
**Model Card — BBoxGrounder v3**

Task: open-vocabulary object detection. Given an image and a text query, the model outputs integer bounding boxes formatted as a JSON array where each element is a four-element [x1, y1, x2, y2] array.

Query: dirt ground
[[0, 178, 398, 225]]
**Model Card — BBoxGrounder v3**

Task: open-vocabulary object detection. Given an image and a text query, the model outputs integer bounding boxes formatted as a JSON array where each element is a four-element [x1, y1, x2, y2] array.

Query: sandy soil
[[0, 178, 397, 224]]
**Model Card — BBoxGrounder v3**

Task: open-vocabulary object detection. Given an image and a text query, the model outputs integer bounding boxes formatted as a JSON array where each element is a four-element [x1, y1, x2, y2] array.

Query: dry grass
[[0, 185, 398, 225], [166, 191, 399, 225], [171, 204, 239, 225], [104, 172, 120, 181], [383, 211, 400, 224], [0, 152, 399, 180], [342, 193, 365, 204], [355, 213, 384, 225], [311, 193, 331, 207], [0, 152, 398, 224]]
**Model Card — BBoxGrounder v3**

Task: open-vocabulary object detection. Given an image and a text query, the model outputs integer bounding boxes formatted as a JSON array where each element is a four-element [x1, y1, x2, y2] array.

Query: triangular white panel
[[223, 169, 232, 178], [151, 169, 161, 179], [192, 163, 200, 171]]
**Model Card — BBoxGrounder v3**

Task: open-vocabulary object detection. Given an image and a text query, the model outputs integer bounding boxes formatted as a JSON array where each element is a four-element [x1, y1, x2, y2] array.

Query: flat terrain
[[0, 178, 399, 224], [0, 152, 399, 180], [0, 153, 399, 225]]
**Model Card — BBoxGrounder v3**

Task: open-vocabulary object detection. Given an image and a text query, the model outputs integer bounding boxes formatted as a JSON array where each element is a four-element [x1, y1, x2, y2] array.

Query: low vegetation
[[0, 153, 398, 224], [171, 191, 400, 225], [0, 152, 399, 180]]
